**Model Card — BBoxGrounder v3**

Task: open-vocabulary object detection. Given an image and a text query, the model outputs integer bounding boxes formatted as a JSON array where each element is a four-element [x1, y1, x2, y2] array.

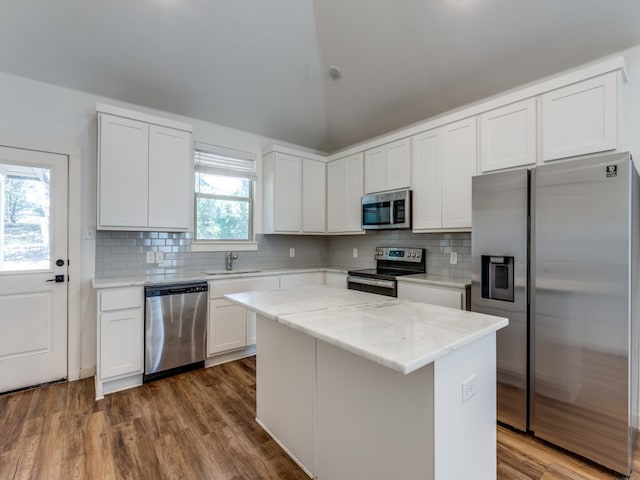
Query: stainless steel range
[[347, 247, 425, 297]]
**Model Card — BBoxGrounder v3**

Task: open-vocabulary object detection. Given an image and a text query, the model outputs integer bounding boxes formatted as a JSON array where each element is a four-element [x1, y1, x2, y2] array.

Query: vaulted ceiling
[[1, 1, 639, 152]]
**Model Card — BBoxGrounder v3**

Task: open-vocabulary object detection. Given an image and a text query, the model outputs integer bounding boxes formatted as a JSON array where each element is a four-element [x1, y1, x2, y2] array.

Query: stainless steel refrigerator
[[471, 152, 639, 476]]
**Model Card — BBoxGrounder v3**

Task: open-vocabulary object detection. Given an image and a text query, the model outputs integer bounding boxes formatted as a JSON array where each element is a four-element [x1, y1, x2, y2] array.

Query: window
[[194, 143, 256, 243]]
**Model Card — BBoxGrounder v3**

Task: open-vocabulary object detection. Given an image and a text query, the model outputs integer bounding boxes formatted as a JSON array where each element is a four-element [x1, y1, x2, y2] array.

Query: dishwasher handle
[[145, 282, 208, 297]]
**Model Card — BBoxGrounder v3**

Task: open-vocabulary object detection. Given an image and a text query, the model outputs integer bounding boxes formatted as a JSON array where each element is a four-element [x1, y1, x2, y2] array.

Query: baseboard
[[79, 366, 96, 379], [205, 345, 256, 368]]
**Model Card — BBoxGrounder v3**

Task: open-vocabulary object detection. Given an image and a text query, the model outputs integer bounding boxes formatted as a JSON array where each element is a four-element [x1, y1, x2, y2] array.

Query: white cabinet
[[97, 105, 193, 231], [302, 159, 326, 233], [208, 276, 279, 356], [397, 281, 469, 310], [479, 98, 537, 173], [327, 153, 364, 234], [442, 117, 477, 229], [95, 286, 144, 399], [364, 137, 410, 194], [542, 72, 618, 162], [411, 128, 443, 230], [412, 117, 476, 231], [263, 148, 326, 234], [208, 299, 247, 354], [148, 125, 192, 229], [279, 271, 324, 289]]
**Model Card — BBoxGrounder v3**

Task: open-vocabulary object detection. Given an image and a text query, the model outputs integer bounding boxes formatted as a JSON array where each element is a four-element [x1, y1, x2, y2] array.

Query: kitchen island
[[225, 286, 508, 480]]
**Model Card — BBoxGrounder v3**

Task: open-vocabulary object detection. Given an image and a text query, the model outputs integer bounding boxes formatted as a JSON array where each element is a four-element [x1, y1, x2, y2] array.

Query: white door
[[0, 146, 68, 392]]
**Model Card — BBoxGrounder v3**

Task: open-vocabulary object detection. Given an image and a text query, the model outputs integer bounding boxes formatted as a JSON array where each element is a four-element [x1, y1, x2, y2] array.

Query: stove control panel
[[374, 247, 424, 263]]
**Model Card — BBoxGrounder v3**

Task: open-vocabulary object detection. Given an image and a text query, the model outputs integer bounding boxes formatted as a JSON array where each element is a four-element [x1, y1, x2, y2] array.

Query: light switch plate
[[450, 252, 458, 265], [146, 251, 155, 264], [353, 248, 358, 258], [289, 247, 295, 258], [156, 251, 165, 263]]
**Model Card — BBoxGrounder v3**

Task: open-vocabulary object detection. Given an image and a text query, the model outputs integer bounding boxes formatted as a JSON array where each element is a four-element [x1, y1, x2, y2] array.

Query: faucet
[[226, 252, 238, 271]]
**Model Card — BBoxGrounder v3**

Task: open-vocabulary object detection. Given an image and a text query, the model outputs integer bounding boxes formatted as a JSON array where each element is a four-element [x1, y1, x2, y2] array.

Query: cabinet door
[[364, 146, 386, 194], [274, 153, 302, 232], [343, 153, 364, 232], [397, 282, 463, 309], [385, 137, 411, 191], [100, 308, 143, 379], [98, 114, 149, 228], [480, 99, 536, 173], [208, 299, 247, 355], [442, 118, 477, 229], [542, 72, 617, 162], [302, 159, 326, 233], [148, 125, 192, 230], [326, 160, 345, 233], [411, 129, 442, 230]]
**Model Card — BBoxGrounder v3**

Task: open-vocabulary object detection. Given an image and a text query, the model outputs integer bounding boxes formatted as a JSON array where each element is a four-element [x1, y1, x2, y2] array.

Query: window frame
[[191, 143, 258, 252]]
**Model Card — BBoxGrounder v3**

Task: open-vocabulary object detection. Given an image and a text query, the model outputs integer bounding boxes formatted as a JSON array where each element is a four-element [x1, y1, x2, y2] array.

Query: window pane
[[1, 165, 51, 271], [196, 172, 250, 197], [196, 197, 250, 240]]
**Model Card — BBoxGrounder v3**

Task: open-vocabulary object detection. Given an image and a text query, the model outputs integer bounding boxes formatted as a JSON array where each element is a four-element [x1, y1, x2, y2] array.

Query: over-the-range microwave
[[361, 189, 412, 230]]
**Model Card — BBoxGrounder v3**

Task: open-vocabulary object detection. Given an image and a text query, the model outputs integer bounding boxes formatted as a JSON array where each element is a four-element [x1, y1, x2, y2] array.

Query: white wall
[[0, 43, 640, 375], [0, 71, 322, 374]]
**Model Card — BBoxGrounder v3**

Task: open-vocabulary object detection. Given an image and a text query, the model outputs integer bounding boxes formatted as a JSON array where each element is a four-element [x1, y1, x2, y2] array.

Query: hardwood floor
[[0, 357, 638, 479]]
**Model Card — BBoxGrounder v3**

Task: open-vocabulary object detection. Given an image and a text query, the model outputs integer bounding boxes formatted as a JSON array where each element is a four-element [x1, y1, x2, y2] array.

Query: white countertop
[[225, 286, 507, 375], [92, 267, 471, 289]]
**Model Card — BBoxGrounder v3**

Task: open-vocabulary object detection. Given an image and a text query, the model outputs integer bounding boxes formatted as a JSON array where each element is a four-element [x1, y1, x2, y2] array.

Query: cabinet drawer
[[100, 287, 143, 312], [209, 276, 279, 299]]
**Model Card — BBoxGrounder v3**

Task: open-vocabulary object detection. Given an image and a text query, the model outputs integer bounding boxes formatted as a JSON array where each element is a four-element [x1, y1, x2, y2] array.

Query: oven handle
[[347, 276, 396, 289]]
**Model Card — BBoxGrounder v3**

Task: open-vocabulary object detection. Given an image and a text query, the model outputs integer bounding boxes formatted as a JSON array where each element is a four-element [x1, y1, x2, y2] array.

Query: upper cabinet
[[412, 118, 476, 232], [479, 98, 537, 173], [263, 147, 326, 234], [442, 117, 477, 229], [327, 153, 364, 234], [541, 72, 618, 162], [97, 104, 193, 231], [364, 137, 410, 194]]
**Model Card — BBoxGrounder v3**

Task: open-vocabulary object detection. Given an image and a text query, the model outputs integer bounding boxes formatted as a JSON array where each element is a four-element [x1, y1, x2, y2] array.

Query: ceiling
[[0, 1, 639, 152]]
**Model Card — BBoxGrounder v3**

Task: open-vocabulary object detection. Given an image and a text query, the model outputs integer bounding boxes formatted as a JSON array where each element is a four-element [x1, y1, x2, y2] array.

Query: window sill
[[191, 241, 259, 252]]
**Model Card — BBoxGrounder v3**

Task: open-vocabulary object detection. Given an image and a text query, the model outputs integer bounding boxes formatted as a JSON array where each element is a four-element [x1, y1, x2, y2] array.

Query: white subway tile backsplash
[[95, 230, 472, 280]]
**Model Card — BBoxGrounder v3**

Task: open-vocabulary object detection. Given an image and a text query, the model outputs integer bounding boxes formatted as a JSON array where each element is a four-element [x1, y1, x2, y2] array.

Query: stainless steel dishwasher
[[144, 282, 208, 382]]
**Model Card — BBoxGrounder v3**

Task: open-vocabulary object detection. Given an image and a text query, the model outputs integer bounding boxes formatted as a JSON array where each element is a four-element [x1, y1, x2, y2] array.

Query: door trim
[[0, 135, 82, 382]]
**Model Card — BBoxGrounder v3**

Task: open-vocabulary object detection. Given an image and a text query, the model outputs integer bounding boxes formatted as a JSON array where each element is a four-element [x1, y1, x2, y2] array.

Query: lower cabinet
[[95, 286, 144, 399], [207, 276, 279, 357], [397, 281, 470, 310], [208, 299, 247, 355]]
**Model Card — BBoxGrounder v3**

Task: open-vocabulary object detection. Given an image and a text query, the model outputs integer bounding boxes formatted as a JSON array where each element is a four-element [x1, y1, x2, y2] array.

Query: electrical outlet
[[289, 247, 295, 258], [450, 252, 458, 265], [353, 248, 358, 258], [156, 251, 165, 263], [146, 251, 155, 264], [462, 374, 476, 403]]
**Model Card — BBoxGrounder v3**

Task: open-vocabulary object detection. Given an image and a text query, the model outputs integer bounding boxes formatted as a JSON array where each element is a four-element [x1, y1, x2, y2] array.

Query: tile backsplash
[[95, 230, 471, 280]]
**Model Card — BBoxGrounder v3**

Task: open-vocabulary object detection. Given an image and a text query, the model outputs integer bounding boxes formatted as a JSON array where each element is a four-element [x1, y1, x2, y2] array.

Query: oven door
[[347, 275, 397, 297]]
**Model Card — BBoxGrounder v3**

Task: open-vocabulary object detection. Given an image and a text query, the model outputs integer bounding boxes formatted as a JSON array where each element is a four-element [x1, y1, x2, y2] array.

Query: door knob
[[46, 275, 66, 283]]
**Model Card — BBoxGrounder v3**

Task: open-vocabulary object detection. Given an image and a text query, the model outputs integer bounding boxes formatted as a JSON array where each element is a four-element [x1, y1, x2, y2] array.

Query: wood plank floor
[[0, 356, 638, 479]]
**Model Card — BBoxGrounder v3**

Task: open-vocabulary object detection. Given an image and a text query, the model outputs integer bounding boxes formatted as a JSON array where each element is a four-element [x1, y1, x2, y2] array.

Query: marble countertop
[[225, 286, 507, 375], [92, 267, 471, 290], [92, 267, 347, 289]]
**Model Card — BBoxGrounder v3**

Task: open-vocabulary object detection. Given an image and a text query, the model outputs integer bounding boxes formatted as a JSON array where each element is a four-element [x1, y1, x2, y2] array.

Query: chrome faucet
[[226, 252, 238, 271]]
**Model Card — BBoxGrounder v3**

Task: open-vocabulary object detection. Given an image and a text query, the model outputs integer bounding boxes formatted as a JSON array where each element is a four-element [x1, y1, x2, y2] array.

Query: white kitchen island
[[225, 286, 508, 480]]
